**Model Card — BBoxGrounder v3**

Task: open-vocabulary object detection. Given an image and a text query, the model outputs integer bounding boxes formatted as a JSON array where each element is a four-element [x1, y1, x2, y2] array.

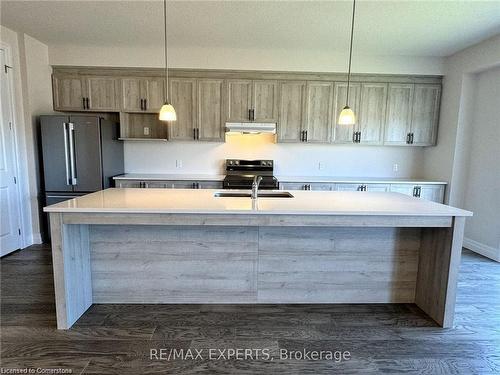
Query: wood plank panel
[[49, 214, 92, 329], [62, 212, 453, 228], [89, 225, 258, 303], [415, 217, 465, 327], [258, 227, 420, 303]]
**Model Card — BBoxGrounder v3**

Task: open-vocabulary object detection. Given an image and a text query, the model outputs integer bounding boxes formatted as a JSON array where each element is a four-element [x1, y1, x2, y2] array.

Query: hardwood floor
[[1, 245, 499, 374]]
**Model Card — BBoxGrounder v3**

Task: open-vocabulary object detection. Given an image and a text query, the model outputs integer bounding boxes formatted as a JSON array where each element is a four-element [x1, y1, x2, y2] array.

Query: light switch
[[143, 127, 150, 136]]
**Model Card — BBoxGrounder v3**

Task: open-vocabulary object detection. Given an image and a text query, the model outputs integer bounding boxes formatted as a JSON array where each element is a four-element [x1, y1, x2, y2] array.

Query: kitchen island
[[44, 188, 471, 329]]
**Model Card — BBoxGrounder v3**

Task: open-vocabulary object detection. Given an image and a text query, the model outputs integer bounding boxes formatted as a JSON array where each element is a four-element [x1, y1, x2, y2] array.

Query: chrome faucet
[[251, 175, 263, 200]]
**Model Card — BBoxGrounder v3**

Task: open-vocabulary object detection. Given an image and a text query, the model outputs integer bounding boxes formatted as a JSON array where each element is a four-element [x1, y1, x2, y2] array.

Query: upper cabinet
[[384, 83, 440, 146], [121, 77, 164, 112], [168, 78, 197, 141], [197, 79, 225, 142], [53, 75, 86, 111], [277, 81, 306, 143], [51, 68, 442, 146], [357, 83, 387, 145], [53, 75, 119, 112], [410, 84, 441, 146], [85, 76, 120, 111], [384, 83, 414, 145], [225, 79, 278, 123], [333, 82, 386, 145], [303, 82, 333, 143]]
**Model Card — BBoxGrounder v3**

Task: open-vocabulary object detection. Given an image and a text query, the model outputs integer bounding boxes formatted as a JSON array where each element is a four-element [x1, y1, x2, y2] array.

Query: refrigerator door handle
[[68, 123, 77, 185], [63, 123, 72, 185]]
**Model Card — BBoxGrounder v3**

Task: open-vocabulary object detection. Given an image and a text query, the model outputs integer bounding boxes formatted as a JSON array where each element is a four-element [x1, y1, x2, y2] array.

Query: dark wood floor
[[1, 245, 499, 374]]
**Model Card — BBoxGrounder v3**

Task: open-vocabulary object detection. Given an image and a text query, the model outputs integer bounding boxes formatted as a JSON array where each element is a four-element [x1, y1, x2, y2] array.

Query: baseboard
[[463, 237, 500, 262]]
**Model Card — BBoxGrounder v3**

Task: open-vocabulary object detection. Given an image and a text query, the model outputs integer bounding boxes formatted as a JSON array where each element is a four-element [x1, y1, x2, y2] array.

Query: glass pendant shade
[[159, 103, 177, 121], [338, 105, 356, 125]]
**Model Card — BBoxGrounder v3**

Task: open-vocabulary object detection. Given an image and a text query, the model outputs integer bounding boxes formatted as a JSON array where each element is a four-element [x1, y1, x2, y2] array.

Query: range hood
[[225, 122, 276, 134]]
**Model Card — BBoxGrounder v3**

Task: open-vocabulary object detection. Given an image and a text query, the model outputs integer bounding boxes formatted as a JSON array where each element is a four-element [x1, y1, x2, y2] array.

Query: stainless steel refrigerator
[[41, 115, 123, 236]]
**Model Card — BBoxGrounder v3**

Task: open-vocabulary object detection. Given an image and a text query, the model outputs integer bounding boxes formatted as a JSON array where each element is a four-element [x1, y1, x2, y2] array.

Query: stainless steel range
[[223, 159, 279, 190]]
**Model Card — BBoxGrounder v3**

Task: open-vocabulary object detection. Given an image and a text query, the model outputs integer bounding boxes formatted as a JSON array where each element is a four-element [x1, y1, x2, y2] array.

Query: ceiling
[[2, 1, 500, 57]]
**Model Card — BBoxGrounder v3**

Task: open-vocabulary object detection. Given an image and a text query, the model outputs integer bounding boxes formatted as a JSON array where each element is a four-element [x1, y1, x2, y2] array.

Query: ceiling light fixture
[[338, 0, 357, 126], [159, 0, 176, 121]]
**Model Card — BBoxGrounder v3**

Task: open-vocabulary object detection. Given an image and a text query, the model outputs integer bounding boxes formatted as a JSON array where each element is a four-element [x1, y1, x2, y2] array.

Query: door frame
[[0, 41, 28, 249]]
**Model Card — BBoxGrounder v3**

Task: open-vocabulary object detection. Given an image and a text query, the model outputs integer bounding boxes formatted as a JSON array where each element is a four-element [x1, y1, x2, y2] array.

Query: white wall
[[125, 136, 423, 178], [49, 44, 445, 75], [0, 25, 52, 246], [462, 67, 500, 261], [423, 34, 500, 205]]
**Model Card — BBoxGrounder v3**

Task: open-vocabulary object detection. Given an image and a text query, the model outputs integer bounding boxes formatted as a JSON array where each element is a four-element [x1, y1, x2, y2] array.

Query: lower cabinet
[[279, 181, 445, 203], [390, 184, 445, 203], [115, 179, 223, 189], [280, 182, 335, 191]]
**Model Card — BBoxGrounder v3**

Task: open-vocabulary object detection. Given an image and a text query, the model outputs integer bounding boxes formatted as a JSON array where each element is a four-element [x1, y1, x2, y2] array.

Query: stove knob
[[228, 160, 233, 165], [235, 161, 239, 165]]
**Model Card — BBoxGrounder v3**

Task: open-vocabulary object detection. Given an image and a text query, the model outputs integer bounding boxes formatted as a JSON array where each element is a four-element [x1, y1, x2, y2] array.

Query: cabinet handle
[[196, 128, 199, 140], [410, 133, 414, 144], [85, 97, 90, 109], [300, 130, 304, 142], [358, 131, 361, 143], [193, 128, 196, 140], [248, 109, 252, 121], [144, 98, 147, 110], [82, 98, 86, 110], [305, 130, 308, 142], [140, 99, 144, 110]]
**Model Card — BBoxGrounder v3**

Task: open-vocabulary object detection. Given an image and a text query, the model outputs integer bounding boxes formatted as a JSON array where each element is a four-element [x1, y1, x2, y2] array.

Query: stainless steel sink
[[214, 191, 294, 198]]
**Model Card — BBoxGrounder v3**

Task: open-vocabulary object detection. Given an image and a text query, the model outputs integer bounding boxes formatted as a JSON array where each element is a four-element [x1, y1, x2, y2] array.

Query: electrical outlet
[[393, 163, 399, 172], [176, 160, 182, 169], [143, 127, 150, 136], [318, 162, 325, 171]]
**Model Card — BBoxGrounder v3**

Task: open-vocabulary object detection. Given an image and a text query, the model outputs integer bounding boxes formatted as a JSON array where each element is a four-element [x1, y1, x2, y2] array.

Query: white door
[[0, 48, 22, 256]]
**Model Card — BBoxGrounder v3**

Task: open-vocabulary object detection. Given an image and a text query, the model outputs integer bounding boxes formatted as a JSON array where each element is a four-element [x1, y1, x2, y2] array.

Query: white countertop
[[113, 174, 446, 185], [44, 188, 471, 217], [113, 173, 225, 181], [276, 176, 447, 184]]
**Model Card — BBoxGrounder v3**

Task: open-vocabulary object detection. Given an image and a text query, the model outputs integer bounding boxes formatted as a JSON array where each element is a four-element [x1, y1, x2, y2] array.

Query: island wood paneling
[[258, 227, 420, 303], [89, 225, 258, 303], [415, 217, 465, 327], [49, 215, 92, 329]]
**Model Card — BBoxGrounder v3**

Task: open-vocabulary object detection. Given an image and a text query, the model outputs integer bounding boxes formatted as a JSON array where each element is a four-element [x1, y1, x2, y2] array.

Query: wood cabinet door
[[335, 183, 363, 191], [197, 79, 224, 142], [121, 78, 143, 111], [364, 183, 390, 192], [144, 78, 165, 112], [384, 84, 413, 145], [85, 76, 119, 111], [304, 82, 333, 143], [226, 80, 253, 122], [52, 75, 86, 111], [253, 80, 278, 122], [411, 84, 441, 146], [357, 83, 387, 145], [332, 82, 361, 143], [168, 78, 197, 141], [277, 81, 306, 143]]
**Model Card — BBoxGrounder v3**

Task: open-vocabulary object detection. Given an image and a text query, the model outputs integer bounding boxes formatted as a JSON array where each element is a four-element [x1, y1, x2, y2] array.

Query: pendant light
[[338, 0, 357, 126], [159, 0, 176, 121]]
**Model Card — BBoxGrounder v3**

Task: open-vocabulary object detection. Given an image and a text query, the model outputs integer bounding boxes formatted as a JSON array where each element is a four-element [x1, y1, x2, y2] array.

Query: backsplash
[[124, 134, 425, 178]]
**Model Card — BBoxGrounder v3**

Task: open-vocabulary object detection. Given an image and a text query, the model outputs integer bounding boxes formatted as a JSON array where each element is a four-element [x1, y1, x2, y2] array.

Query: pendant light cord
[[346, 0, 356, 106], [163, 0, 169, 103]]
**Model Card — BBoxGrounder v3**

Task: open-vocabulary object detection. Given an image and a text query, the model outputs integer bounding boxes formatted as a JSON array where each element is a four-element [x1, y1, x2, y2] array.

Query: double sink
[[214, 191, 294, 198]]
